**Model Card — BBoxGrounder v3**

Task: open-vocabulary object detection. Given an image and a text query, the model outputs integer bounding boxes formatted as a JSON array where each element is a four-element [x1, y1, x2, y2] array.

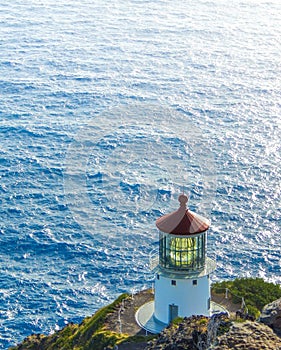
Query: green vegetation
[[217, 319, 232, 336], [198, 318, 208, 325], [10, 292, 157, 350], [171, 316, 184, 326], [10, 294, 130, 350], [212, 277, 281, 318]]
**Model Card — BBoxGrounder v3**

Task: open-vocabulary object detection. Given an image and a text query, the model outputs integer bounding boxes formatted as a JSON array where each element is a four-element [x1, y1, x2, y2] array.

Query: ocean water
[[0, 0, 280, 348]]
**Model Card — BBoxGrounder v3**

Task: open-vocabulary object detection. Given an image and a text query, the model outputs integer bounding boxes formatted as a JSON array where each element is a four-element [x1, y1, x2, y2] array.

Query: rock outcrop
[[260, 298, 281, 336], [145, 316, 281, 350], [213, 320, 281, 350], [145, 315, 213, 350]]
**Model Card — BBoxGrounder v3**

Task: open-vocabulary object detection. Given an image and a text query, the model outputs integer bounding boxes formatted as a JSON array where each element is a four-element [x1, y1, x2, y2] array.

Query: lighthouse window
[[193, 279, 197, 286], [157, 274, 160, 280], [171, 280, 176, 286], [159, 233, 206, 270]]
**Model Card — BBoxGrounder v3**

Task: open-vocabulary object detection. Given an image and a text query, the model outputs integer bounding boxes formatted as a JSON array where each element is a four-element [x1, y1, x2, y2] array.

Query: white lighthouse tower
[[152, 193, 216, 324], [136, 193, 219, 333]]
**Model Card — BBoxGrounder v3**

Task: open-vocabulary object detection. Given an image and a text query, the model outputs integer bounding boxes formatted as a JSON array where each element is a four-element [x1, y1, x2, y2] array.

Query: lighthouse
[[153, 193, 216, 324], [136, 193, 219, 333]]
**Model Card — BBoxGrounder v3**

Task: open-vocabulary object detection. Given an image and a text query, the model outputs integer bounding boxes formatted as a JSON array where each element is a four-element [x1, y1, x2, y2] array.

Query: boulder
[[213, 321, 281, 349], [260, 298, 281, 336]]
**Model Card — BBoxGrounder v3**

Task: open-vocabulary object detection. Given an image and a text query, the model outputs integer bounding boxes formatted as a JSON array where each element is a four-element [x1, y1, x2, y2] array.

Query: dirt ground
[[104, 289, 154, 350], [104, 289, 154, 335], [211, 292, 240, 314]]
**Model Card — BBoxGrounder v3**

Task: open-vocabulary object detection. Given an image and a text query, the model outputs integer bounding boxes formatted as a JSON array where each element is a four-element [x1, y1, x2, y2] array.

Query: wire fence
[[214, 287, 248, 314], [117, 285, 155, 335]]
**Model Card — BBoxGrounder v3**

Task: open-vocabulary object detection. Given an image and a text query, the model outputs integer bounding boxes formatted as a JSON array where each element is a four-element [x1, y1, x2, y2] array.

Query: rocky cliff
[[145, 315, 281, 350], [10, 289, 281, 350], [260, 298, 281, 337]]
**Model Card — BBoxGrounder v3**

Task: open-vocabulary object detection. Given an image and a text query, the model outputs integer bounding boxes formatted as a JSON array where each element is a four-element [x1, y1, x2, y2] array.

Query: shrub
[[212, 277, 281, 315]]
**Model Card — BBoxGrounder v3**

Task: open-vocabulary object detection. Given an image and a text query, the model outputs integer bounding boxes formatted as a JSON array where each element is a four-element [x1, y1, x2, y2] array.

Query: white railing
[[149, 248, 216, 276], [149, 249, 159, 271]]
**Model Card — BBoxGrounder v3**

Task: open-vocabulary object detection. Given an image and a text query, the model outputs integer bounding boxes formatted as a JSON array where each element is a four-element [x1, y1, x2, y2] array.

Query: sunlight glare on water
[[0, 0, 280, 348]]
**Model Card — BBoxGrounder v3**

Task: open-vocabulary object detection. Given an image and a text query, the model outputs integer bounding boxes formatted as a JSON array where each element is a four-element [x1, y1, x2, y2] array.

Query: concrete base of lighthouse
[[136, 299, 228, 334]]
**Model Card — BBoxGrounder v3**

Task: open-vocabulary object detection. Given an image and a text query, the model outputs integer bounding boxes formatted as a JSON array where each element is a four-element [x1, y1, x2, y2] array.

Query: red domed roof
[[156, 194, 210, 235]]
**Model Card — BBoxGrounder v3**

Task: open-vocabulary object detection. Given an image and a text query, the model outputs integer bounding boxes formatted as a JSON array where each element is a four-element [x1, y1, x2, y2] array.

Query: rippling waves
[[0, 0, 280, 348]]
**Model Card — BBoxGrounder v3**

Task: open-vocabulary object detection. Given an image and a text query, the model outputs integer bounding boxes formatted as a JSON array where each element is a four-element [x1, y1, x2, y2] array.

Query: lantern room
[[159, 233, 206, 270], [156, 193, 210, 272]]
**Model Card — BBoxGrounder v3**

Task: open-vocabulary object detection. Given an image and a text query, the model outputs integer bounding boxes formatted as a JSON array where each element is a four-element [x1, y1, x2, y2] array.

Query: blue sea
[[0, 0, 280, 348]]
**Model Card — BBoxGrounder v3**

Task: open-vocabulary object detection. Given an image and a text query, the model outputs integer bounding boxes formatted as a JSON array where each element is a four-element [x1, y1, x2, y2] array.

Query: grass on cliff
[[212, 277, 281, 318], [10, 293, 152, 350], [10, 292, 156, 350]]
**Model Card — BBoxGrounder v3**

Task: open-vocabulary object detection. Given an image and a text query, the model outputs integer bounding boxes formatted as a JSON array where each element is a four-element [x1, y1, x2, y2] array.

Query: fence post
[[118, 307, 122, 333]]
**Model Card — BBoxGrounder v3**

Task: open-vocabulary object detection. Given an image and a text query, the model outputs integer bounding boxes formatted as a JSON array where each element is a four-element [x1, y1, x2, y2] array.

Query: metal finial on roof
[[178, 194, 188, 207]]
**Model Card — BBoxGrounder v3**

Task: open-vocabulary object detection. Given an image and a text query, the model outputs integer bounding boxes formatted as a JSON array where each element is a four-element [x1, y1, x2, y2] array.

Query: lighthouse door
[[169, 304, 178, 322]]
